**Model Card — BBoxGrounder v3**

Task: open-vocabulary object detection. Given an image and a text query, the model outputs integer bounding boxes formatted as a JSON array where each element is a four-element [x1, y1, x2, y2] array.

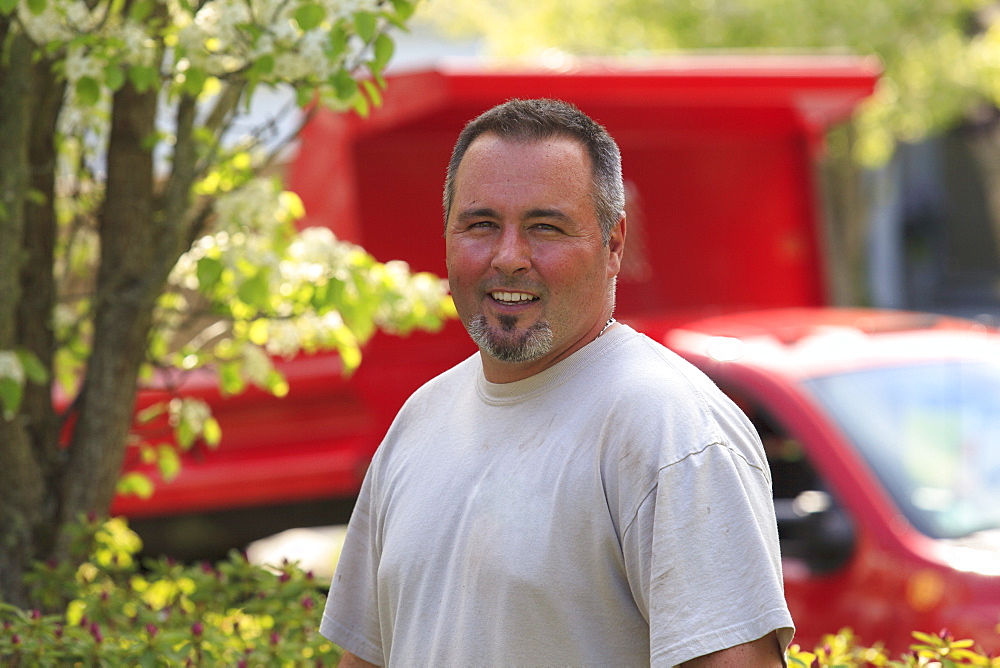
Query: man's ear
[[607, 214, 626, 278]]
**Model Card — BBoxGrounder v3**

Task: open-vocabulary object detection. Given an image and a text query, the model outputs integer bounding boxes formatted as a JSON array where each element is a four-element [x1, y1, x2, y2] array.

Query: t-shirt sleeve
[[320, 468, 385, 665], [621, 442, 795, 667]]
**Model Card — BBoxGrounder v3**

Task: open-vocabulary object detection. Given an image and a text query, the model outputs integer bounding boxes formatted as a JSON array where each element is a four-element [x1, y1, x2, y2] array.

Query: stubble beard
[[467, 313, 554, 364]]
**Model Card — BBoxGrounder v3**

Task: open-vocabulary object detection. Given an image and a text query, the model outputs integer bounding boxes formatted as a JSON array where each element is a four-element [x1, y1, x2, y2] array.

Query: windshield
[[804, 360, 1000, 540]]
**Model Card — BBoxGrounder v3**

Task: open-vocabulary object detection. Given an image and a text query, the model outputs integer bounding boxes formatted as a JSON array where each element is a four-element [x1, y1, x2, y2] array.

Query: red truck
[[113, 59, 1000, 653]]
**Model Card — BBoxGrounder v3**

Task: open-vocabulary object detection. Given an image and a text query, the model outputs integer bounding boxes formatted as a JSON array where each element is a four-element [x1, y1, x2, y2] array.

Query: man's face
[[445, 133, 624, 383]]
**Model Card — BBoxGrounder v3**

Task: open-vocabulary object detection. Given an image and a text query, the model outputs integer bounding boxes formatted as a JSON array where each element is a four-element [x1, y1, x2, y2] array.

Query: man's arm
[[680, 631, 784, 667], [338, 651, 379, 668]]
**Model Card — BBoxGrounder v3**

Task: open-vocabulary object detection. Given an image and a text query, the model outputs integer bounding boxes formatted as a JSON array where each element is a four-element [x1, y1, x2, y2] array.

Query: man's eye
[[533, 223, 562, 233]]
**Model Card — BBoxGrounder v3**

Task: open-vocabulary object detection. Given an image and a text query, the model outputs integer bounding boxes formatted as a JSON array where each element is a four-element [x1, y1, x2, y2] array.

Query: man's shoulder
[[603, 327, 713, 397], [399, 352, 480, 410]]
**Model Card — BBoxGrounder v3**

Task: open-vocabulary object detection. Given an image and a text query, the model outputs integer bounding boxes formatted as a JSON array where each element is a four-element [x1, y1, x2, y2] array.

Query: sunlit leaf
[[202, 417, 222, 446], [361, 79, 382, 108], [128, 64, 158, 92], [128, 0, 153, 21], [136, 402, 168, 424], [237, 271, 271, 310], [373, 33, 395, 71], [294, 3, 325, 31], [116, 472, 155, 499], [75, 77, 101, 107], [104, 65, 126, 92], [354, 10, 377, 41], [332, 70, 358, 101], [218, 361, 245, 395], [0, 377, 22, 420], [15, 348, 48, 384], [157, 446, 182, 482], [196, 257, 224, 290]]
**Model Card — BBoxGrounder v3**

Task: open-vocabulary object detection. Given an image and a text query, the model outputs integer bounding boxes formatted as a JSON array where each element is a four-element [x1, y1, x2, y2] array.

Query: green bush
[[0, 516, 340, 667], [4, 516, 999, 666]]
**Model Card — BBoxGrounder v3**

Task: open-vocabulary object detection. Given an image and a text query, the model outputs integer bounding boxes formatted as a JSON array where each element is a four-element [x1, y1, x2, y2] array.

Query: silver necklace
[[598, 317, 616, 337]]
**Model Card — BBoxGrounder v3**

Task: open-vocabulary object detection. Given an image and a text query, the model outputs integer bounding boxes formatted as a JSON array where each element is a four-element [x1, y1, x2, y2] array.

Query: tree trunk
[[19, 56, 66, 561], [0, 30, 48, 607], [56, 81, 162, 550]]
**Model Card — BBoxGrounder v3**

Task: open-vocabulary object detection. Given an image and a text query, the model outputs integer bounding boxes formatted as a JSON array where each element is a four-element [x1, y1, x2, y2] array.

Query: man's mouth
[[489, 291, 539, 305]]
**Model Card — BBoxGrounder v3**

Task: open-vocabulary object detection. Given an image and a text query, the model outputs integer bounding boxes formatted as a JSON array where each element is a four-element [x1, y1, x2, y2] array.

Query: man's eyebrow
[[455, 207, 572, 223], [456, 207, 500, 221], [524, 208, 572, 223]]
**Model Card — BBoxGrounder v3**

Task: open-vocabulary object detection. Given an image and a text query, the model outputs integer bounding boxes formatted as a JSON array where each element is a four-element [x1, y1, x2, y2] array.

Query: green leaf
[[265, 370, 289, 397], [373, 33, 395, 72], [332, 70, 358, 101], [128, 64, 158, 92], [183, 67, 208, 97], [251, 54, 275, 77], [361, 79, 382, 108], [157, 446, 182, 482], [218, 361, 245, 395], [0, 0, 19, 15], [294, 2, 325, 31], [247, 319, 269, 345], [0, 377, 22, 420], [237, 270, 271, 310], [239, 22, 264, 44], [103, 64, 126, 91], [328, 25, 348, 58], [25, 188, 47, 206], [75, 77, 101, 107], [295, 84, 315, 107], [389, 0, 416, 21], [116, 472, 155, 499], [354, 10, 377, 42], [176, 418, 196, 450], [128, 0, 153, 21], [136, 402, 168, 424], [25, 0, 45, 15], [202, 417, 222, 446], [196, 256, 224, 290], [352, 91, 371, 118], [15, 349, 48, 384]]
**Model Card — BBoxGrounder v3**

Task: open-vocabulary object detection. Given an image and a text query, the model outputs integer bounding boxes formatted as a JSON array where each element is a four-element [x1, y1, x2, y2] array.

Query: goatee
[[467, 314, 553, 363]]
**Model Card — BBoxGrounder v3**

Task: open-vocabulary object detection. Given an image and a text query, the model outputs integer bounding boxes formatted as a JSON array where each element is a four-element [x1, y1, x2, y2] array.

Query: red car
[[639, 307, 1000, 652]]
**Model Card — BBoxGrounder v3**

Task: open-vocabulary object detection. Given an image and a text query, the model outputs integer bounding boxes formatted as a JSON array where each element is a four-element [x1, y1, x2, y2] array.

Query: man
[[321, 99, 794, 666]]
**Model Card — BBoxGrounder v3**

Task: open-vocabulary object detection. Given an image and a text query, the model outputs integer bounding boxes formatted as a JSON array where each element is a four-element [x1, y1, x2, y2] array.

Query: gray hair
[[443, 98, 625, 244]]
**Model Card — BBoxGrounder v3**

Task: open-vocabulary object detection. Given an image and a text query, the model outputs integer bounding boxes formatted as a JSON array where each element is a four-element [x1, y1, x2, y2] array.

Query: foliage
[[418, 0, 1000, 166], [3, 518, 999, 667], [0, 0, 453, 606], [0, 516, 341, 666], [787, 627, 1000, 667]]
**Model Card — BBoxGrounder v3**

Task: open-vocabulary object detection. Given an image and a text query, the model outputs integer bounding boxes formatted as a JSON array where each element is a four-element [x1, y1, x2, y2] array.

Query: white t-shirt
[[321, 325, 794, 666]]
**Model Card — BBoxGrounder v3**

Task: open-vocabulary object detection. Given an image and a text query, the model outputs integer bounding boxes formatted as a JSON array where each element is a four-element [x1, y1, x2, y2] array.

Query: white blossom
[[0, 351, 25, 385]]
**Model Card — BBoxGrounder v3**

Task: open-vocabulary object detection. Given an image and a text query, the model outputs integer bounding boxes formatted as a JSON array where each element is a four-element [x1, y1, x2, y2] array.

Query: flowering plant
[[0, 0, 447, 606]]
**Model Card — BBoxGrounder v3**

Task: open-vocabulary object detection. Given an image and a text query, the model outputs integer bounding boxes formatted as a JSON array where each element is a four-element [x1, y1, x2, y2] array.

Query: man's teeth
[[492, 291, 537, 304]]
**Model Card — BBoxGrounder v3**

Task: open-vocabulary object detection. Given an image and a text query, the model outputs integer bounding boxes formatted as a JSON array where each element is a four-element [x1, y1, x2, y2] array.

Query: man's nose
[[491, 228, 531, 275]]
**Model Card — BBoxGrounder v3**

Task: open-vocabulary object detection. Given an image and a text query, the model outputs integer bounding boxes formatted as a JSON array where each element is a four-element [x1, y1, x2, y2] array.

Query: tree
[[0, 0, 454, 607]]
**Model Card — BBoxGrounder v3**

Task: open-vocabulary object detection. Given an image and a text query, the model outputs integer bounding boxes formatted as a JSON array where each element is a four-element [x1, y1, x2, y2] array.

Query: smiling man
[[321, 99, 794, 667]]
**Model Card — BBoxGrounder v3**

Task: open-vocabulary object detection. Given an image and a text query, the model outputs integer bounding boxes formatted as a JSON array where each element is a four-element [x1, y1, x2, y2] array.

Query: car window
[[728, 389, 855, 574]]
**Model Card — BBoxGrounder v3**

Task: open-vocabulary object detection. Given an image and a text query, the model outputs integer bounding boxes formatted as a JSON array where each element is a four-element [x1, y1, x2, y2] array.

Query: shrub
[[3, 517, 999, 666], [787, 627, 1000, 667], [0, 516, 340, 667]]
